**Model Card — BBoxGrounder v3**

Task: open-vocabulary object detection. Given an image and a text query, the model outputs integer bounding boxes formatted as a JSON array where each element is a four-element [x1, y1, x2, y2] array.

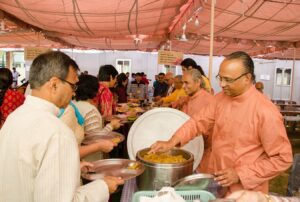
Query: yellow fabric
[[162, 88, 186, 103], [202, 76, 212, 93]]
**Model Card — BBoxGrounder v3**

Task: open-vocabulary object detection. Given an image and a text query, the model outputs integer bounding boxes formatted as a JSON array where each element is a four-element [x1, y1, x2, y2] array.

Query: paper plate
[[127, 108, 203, 170]]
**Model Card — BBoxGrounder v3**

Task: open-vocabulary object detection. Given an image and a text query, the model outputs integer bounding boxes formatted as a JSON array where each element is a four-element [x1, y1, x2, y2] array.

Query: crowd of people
[[0, 50, 299, 202]]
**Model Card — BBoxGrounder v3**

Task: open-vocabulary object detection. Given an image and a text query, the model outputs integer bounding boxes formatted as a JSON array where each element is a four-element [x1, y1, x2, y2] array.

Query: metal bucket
[[136, 147, 194, 190]]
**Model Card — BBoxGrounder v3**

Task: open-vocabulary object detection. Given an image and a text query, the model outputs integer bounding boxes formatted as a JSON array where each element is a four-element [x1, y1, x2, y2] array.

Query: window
[[162, 65, 179, 75], [116, 59, 131, 73], [276, 67, 292, 86], [0, 51, 6, 68]]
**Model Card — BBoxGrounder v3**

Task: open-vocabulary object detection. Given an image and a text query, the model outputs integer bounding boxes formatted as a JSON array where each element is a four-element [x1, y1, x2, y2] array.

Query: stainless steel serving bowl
[[173, 173, 228, 198], [136, 147, 194, 190]]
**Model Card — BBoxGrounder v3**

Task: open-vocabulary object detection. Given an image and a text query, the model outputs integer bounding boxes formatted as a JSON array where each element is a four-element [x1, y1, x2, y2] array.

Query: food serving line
[[81, 102, 226, 202]]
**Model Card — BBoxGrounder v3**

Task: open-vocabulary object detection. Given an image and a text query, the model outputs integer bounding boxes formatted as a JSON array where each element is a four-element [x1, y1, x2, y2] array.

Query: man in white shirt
[[0, 51, 123, 202], [12, 67, 20, 88]]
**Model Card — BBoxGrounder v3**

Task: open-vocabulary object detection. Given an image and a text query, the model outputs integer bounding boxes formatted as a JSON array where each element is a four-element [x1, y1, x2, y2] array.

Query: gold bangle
[[264, 194, 273, 202]]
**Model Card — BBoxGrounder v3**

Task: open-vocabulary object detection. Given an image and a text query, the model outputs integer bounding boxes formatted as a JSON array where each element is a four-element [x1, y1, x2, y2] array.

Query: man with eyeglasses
[[150, 51, 292, 195], [0, 51, 123, 202]]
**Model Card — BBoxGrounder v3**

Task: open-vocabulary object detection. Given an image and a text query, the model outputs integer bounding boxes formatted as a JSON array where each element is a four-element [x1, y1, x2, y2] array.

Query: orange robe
[[174, 85, 293, 194], [180, 89, 215, 173]]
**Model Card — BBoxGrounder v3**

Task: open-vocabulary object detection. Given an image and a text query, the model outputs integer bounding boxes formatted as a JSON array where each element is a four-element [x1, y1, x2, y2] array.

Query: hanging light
[[195, 16, 200, 26], [180, 32, 188, 41], [134, 35, 142, 45]]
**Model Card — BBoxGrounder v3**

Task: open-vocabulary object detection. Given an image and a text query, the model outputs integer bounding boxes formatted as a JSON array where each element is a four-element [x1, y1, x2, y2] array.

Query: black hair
[[181, 58, 197, 69], [158, 72, 165, 76], [75, 74, 99, 101], [181, 58, 206, 76], [98, 64, 119, 82], [196, 65, 206, 77], [225, 51, 255, 81], [0, 68, 13, 107], [117, 73, 128, 87]]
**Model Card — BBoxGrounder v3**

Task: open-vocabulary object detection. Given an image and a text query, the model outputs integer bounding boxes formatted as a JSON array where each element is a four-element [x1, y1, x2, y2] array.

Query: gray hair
[[175, 75, 183, 80], [29, 51, 79, 89], [186, 69, 205, 88]]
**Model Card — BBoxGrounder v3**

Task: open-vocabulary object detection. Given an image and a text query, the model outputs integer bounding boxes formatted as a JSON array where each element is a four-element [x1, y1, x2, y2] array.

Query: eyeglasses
[[216, 72, 249, 84], [59, 78, 78, 91]]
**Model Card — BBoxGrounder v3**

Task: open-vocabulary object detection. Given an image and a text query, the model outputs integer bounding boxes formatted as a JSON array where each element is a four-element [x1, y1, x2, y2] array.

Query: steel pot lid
[[127, 107, 204, 170], [173, 174, 228, 198]]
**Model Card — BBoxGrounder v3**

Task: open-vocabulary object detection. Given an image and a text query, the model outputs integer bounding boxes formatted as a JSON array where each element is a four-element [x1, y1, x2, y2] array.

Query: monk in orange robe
[[150, 51, 293, 195], [172, 69, 215, 173]]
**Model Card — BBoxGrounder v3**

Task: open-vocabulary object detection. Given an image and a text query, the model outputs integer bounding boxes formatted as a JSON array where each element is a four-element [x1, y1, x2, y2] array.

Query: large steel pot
[[136, 148, 194, 190]]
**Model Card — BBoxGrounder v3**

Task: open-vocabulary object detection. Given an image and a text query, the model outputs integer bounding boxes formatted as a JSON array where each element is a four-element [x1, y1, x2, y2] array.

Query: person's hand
[[156, 99, 163, 106], [96, 139, 117, 153], [80, 161, 94, 173], [162, 102, 171, 107], [103, 176, 124, 193], [214, 168, 240, 187], [110, 118, 122, 130], [226, 190, 268, 202], [153, 96, 161, 102], [149, 141, 174, 154]]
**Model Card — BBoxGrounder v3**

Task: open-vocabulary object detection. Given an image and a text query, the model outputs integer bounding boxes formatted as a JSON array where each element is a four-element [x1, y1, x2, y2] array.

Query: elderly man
[[0, 51, 123, 202], [165, 72, 175, 96], [172, 69, 214, 173], [157, 75, 186, 106], [150, 51, 292, 195]]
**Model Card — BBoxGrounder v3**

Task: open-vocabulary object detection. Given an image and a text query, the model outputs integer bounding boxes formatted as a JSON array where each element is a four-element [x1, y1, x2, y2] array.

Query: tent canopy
[[0, 0, 300, 59]]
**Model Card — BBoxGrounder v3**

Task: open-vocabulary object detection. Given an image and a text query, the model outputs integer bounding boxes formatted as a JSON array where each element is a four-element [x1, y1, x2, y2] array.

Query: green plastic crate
[[132, 190, 216, 202]]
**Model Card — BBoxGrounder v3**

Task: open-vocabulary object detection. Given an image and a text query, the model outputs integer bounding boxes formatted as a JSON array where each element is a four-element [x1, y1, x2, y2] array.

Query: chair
[[287, 154, 300, 196], [285, 105, 297, 111], [288, 101, 297, 105], [277, 100, 285, 104]]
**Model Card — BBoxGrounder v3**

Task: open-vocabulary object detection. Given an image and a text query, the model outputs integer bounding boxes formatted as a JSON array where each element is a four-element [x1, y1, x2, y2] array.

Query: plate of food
[[81, 159, 145, 181], [127, 98, 140, 104], [127, 102, 140, 107], [82, 131, 125, 145], [116, 106, 129, 113]]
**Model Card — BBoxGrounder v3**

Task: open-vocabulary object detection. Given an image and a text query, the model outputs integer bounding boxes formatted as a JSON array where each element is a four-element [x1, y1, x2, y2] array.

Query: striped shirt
[[0, 96, 109, 202]]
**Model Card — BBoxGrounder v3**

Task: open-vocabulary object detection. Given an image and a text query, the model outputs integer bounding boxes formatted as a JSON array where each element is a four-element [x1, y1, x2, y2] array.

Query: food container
[[136, 148, 194, 190], [173, 173, 228, 198], [81, 159, 145, 182]]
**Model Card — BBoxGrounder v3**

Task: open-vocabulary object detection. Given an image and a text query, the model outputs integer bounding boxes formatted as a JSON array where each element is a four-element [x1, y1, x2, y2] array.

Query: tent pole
[[291, 48, 296, 101], [208, 0, 215, 80]]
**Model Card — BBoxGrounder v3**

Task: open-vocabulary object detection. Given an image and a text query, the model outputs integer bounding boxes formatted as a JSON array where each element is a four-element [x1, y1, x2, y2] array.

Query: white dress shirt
[[0, 95, 109, 202]]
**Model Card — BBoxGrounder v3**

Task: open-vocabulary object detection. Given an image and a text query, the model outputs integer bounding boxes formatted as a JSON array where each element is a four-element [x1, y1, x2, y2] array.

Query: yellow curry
[[143, 153, 186, 164], [112, 137, 121, 143]]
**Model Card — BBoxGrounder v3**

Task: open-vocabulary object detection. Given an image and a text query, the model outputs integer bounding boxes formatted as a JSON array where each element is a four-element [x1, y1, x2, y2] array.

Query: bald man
[[150, 51, 292, 195]]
